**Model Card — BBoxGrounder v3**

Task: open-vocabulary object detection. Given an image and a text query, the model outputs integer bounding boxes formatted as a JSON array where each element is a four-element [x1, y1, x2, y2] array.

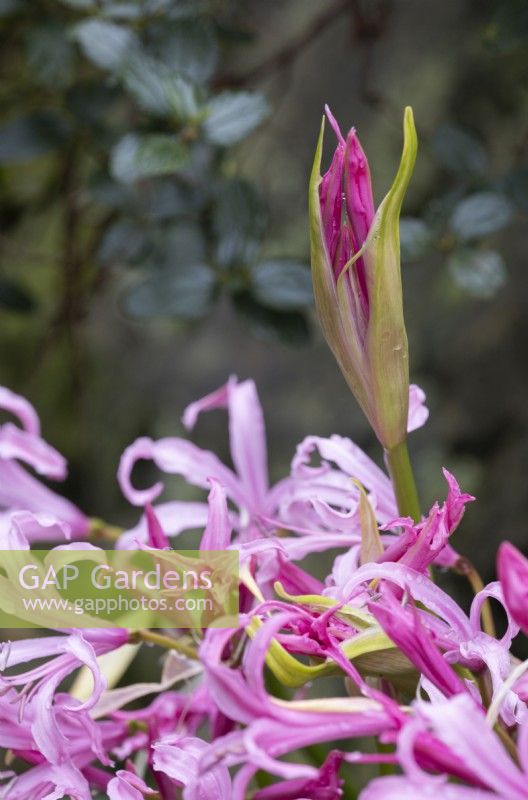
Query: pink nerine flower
[[0, 386, 88, 539], [0, 628, 128, 765], [378, 469, 474, 572], [118, 377, 428, 561], [107, 764, 157, 799], [152, 735, 232, 799], [360, 694, 528, 799], [497, 541, 528, 634]]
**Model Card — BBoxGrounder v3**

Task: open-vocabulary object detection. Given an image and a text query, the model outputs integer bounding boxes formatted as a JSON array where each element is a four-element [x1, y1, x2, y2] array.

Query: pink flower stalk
[[497, 541, 528, 634], [310, 107, 418, 449], [0, 386, 88, 539]]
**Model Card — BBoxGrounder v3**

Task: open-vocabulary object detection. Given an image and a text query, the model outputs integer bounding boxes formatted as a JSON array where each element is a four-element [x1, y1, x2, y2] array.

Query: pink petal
[[200, 479, 232, 550], [407, 384, 429, 432], [117, 436, 241, 507], [182, 380, 231, 430], [0, 385, 40, 435], [117, 501, 210, 549], [0, 460, 88, 537], [0, 424, 66, 478]]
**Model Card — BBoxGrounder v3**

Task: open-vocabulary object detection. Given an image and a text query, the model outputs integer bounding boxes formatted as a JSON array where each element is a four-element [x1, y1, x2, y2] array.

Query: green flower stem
[[132, 629, 198, 660], [89, 517, 123, 543], [385, 439, 421, 522]]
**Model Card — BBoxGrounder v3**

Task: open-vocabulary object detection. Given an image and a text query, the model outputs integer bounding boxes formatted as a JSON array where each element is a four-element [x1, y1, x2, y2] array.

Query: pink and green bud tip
[[309, 106, 417, 451]]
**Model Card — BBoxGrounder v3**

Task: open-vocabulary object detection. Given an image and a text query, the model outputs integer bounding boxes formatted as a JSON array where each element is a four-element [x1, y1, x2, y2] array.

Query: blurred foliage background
[[1, 0, 528, 587]]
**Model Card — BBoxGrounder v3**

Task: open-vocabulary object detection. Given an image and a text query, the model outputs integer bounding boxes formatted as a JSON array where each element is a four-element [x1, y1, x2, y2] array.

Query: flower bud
[[309, 107, 417, 450]]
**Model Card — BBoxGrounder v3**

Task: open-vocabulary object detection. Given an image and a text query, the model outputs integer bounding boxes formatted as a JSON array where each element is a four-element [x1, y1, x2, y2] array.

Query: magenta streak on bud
[[320, 107, 375, 342], [344, 129, 375, 249], [345, 128, 375, 321], [319, 145, 344, 267]]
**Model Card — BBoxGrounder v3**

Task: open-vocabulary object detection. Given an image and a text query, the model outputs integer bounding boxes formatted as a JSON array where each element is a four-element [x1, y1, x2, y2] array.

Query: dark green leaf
[[59, 0, 95, 7], [122, 51, 198, 119], [111, 134, 188, 184], [448, 249, 507, 298], [72, 20, 137, 71], [26, 24, 74, 89], [88, 178, 136, 211], [98, 220, 148, 265], [251, 260, 313, 310], [483, 0, 528, 53], [0, 111, 70, 164], [432, 125, 488, 177], [162, 223, 207, 268], [233, 291, 310, 344], [66, 83, 121, 127], [102, 2, 144, 19], [153, 19, 218, 84], [216, 22, 256, 45], [0, 279, 35, 312], [203, 92, 269, 146], [450, 192, 514, 240], [122, 265, 216, 319], [143, 180, 203, 221], [213, 179, 265, 268], [399, 217, 434, 261], [500, 165, 528, 212], [0, 0, 26, 17], [424, 189, 465, 230]]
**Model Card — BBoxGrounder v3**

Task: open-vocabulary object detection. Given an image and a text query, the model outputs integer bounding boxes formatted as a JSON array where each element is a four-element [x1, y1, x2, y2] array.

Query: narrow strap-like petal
[[117, 436, 241, 507], [0, 386, 40, 435]]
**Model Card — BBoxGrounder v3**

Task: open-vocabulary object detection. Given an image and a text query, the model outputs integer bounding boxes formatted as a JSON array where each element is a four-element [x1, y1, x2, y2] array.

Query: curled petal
[[470, 581, 519, 648], [118, 436, 240, 507], [153, 736, 232, 800], [182, 380, 231, 430], [292, 434, 396, 522], [182, 377, 269, 513], [0, 386, 40, 435], [0, 424, 66, 479], [0, 460, 88, 537], [420, 695, 526, 798], [407, 384, 429, 432]]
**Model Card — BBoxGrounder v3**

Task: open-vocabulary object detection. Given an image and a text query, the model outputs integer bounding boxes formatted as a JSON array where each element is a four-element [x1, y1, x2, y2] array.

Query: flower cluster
[[1, 108, 527, 800]]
